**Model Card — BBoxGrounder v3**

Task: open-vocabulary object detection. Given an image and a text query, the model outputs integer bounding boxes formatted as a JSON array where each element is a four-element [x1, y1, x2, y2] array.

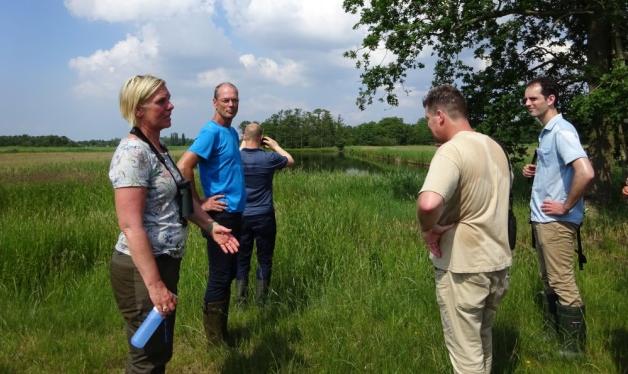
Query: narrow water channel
[[292, 152, 383, 174]]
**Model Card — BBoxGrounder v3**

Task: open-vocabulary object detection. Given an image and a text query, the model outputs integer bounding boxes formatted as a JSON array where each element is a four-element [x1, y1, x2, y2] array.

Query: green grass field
[[0, 149, 626, 373]]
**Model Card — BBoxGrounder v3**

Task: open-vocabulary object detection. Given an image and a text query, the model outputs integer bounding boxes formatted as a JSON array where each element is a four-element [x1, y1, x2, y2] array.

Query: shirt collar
[[542, 113, 563, 133]]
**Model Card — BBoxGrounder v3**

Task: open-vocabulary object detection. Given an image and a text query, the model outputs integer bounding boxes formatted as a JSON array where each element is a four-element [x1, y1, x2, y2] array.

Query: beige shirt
[[420, 131, 512, 273]]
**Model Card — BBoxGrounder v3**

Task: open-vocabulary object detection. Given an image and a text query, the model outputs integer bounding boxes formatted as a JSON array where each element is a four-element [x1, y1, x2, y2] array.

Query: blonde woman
[[109, 75, 238, 372]]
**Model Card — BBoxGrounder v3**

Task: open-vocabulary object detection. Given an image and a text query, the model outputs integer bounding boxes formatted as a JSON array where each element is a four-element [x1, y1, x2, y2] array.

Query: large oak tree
[[343, 0, 627, 196]]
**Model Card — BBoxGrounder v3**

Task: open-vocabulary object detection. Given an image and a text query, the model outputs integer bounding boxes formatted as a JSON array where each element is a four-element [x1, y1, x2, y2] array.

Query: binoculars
[[177, 180, 193, 224]]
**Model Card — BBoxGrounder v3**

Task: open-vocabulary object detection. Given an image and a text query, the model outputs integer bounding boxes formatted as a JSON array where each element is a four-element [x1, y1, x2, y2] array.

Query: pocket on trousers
[[453, 273, 489, 313]]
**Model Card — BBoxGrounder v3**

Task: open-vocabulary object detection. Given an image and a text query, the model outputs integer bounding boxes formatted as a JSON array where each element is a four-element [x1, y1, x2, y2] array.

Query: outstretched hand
[[421, 224, 454, 258], [211, 223, 239, 254]]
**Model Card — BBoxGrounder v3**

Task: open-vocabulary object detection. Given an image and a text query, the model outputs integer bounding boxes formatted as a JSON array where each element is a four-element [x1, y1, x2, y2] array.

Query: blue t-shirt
[[188, 121, 246, 213], [530, 114, 588, 224], [241, 148, 288, 216]]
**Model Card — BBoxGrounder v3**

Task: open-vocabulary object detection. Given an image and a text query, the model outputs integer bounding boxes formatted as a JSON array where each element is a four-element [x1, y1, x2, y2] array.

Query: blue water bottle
[[131, 307, 164, 348]]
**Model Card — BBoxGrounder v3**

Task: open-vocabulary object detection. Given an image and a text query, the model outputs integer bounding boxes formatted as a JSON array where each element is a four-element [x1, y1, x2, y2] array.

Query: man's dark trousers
[[237, 212, 277, 283], [205, 211, 242, 303]]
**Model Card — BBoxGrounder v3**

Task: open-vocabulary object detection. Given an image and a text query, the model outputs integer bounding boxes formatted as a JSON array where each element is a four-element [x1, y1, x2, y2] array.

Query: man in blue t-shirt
[[522, 77, 594, 357], [236, 122, 294, 305], [177, 82, 245, 346]]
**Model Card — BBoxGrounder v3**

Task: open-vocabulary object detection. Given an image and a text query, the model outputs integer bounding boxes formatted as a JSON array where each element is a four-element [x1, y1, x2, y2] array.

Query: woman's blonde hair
[[119, 75, 165, 126]]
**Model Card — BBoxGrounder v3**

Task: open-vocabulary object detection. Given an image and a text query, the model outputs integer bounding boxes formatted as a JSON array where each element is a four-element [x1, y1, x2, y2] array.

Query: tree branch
[[452, 7, 594, 32]]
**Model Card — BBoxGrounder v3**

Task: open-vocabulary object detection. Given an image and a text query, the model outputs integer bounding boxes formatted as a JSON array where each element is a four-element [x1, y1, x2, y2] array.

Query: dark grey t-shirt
[[240, 148, 288, 216]]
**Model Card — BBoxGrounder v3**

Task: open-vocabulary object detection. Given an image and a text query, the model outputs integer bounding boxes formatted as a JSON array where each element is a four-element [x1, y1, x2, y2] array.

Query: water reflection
[[293, 151, 384, 174]]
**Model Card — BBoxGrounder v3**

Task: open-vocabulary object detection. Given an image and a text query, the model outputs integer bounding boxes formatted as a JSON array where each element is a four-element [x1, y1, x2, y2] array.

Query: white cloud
[[58, 0, 435, 138], [155, 15, 233, 59], [221, 0, 360, 49], [467, 56, 491, 71], [196, 68, 232, 87], [68, 25, 160, 96], [64, 0, 215, 22], [67, 7, 237, 96], [367, 44, 397, 67], [537, 40, 573, 62], [324, 48, 356, 69], [239, 54, 306, 86], [347, 40, 433, 69]]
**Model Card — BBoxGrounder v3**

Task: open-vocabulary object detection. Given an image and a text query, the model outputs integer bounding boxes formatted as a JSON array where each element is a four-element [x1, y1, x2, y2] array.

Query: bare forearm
[[418, 207, 443, 232], [417, 192, 445, 231], [124, 228, 163, 288], [188, 198, 214, 233], [177, 155, 203, 203], [564, 158, 594, 210], [272, 145, 294, 166], [564, 171, 593, 209]]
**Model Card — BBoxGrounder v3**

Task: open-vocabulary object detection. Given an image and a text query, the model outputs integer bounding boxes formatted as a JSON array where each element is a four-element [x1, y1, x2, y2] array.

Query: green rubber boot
[[535, 290, 559, 338], [557, 303, 586, 358], [202, 300, 229, 347], [235, 279, 249, 307], [256, 279, 270, 306]]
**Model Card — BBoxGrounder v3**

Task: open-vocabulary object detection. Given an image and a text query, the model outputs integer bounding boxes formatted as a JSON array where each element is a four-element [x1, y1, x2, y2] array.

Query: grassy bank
[[345, 145, 436, 167], [0, 150, 626, 373]]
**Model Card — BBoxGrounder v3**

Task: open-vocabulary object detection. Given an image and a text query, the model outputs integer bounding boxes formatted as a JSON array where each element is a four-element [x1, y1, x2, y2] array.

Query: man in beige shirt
[[417, 85, 512, 374]]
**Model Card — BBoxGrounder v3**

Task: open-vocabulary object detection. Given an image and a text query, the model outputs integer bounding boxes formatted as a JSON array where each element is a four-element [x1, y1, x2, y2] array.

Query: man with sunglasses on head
[[522, 77, 594, 357]]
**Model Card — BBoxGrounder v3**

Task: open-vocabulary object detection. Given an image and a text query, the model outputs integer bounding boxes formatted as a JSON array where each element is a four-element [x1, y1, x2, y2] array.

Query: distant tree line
[[164, 132, 192, 146], [0, 133, 192, 147], [349, 116, 432, 146], [0, 134, 123, 147], [240, 108, 433, 149], [3, 113, 432, 149], [77, 139, 121, 147]]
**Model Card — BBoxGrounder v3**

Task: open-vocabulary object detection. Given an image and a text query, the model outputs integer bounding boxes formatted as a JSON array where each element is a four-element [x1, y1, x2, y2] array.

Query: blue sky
[[1, 0, 434, 140]]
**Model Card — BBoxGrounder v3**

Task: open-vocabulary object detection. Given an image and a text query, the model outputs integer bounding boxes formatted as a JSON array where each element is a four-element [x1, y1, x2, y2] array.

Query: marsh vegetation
[[0, 148, 626, 373]]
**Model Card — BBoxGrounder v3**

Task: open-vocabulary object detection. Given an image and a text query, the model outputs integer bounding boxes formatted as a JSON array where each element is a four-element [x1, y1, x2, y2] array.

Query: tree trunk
[[585, 13, 614, 200], [611, 24, 627, 163]]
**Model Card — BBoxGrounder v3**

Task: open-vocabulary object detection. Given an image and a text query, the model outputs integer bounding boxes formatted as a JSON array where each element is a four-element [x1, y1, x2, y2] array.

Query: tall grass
[[345, 145, 436, 167], [0, 150, 626, 373]]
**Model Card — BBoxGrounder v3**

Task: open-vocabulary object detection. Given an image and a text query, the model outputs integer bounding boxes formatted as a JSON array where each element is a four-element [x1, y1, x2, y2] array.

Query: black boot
[[256, 279, 269, 306], [557, 303, 586, 358], [535, 290, 559, 338], [202, 300, 229, 347], [235, 279, 249, 307]]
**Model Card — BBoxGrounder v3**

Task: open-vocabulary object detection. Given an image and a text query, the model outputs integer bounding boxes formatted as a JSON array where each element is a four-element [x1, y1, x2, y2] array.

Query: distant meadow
[[0, 147, 626, 373]]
